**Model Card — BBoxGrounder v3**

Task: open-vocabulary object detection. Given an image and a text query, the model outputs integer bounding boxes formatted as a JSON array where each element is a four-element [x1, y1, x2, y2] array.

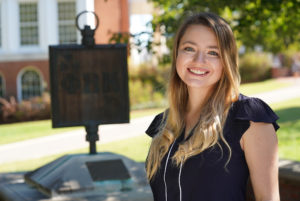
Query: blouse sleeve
[[233, 96, 280, 131], [145, 112, 165, 138]]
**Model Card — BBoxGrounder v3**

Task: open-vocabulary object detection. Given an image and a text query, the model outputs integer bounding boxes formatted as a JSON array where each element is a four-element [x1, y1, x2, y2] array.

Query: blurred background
[[0, 1, 299, 197]]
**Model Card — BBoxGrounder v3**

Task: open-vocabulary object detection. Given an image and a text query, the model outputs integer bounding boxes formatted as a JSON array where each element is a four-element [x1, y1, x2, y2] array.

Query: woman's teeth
[[189, 68, 208, 75]]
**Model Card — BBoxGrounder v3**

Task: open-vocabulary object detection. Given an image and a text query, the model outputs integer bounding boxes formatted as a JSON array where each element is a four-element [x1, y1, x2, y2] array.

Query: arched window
[[21, 70, 42, 100]]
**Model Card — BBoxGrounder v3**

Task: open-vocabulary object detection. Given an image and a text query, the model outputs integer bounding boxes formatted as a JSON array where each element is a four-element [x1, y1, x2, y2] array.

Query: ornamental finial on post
[[76, 11, 100, 47]]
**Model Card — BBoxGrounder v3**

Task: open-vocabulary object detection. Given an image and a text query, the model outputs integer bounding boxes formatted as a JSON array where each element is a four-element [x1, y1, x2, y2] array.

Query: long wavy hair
[[146, 12, 240, 181]]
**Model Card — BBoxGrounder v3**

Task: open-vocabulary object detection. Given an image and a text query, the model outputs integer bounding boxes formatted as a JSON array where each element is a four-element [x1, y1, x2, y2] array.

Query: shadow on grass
[[274, 107, 300, 123]]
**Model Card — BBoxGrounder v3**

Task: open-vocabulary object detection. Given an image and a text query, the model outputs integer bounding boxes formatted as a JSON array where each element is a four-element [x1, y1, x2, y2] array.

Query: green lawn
[[271, 98, 300, 162], [0, 107, 163, 145], [0, 135, 152, 173], [240, 79, 291, 95], [0, 121, 81, 145], [0, 97, 299, 173], [0, 79, 298, 173], [0, 79, 291, 145], [130, 107, 164, 119]]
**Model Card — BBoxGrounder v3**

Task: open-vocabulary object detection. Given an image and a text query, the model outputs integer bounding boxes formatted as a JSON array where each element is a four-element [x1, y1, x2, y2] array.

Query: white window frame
[[0, 0, 94, 60], [17, 66, 43, 101]]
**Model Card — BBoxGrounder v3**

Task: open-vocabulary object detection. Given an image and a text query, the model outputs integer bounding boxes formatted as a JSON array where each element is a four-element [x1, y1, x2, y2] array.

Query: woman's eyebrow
[[180, 41, 197, 45], [207, 46, 219, 49], [180, 41, 219, 49]]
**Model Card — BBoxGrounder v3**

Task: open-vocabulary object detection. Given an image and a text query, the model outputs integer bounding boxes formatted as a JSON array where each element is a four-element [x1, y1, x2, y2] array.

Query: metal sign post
[[21, 11, 151, 200], [49, 11, 129, 154]]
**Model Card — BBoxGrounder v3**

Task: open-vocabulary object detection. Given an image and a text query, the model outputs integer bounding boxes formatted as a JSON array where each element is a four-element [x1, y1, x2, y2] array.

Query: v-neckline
[[178, 125, 197, 143]]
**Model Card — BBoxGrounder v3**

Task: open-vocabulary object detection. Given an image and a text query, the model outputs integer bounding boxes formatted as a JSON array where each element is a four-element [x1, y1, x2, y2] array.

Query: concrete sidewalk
[[252, 84, 300, 104], [251, 77, 300, 104], [0, 77, 299, 165], [0, 115, 155, 164]]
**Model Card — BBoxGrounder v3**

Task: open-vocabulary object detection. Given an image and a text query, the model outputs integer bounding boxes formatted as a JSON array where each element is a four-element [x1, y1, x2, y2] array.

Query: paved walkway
[[0, 77, 299, 165], [0, 115, 155, 164], [252, 77, 300, 104]]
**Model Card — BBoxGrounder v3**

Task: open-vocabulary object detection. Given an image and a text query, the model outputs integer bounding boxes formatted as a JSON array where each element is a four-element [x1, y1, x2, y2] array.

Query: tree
[[150, 0, 300, 54]]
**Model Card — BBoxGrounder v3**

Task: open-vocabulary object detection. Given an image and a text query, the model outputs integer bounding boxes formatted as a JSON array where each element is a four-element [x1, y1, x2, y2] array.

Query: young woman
[[145, 12, 280, 201]]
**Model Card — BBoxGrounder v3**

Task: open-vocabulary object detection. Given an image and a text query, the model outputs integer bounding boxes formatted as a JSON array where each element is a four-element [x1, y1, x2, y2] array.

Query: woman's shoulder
[[145, 109, 168, 138], [230, 94, 279, 131]]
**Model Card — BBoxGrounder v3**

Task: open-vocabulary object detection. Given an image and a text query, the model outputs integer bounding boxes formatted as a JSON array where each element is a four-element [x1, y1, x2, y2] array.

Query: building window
[[19, 2, 39, 46], [21, 70, 42, 100], [0, 75, 4, 97], [58, 1, 77, 44]]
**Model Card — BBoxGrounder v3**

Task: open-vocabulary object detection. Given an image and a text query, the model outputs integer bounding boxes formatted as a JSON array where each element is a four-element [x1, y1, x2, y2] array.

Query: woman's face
[[176, 24, 223, 91]]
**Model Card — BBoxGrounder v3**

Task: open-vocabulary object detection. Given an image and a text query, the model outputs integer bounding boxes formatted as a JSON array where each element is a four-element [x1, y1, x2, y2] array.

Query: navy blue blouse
[[145, 94, 279, 201]]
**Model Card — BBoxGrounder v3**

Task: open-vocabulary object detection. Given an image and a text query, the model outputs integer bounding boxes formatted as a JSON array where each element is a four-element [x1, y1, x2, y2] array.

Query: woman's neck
[[187, 87, 211, 114], [185, 86, 212, 137]]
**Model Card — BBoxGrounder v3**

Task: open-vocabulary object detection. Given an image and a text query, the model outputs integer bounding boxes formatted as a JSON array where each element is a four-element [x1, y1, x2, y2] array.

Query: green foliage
[[149, 0, 300, 56], [129, 65, 168, 109], [280, 50, 298, 68], [239, 52, 272, 83], [109, 32, 131, 44]]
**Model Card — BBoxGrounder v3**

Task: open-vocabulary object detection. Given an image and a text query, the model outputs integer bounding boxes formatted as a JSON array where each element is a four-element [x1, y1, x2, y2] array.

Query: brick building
[[0, 0, 129, 101]]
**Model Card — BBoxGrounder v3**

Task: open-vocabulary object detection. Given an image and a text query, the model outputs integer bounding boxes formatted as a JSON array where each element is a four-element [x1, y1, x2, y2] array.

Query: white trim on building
[[0, 0, 94, 62], [76, 0, 95, 43], [39, 0, 58, 51]]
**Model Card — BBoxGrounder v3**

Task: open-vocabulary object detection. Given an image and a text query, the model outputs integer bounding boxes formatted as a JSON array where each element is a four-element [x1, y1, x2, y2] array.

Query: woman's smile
[[188, 67, 210, 76]]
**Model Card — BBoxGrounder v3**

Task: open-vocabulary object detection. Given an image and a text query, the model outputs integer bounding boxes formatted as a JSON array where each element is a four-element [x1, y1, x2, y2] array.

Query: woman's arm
[[240, 121, 280, 201]]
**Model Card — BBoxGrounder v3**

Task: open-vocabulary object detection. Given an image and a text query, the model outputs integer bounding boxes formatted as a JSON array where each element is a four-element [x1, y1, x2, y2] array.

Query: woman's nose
[[193, 51, 206, 63]]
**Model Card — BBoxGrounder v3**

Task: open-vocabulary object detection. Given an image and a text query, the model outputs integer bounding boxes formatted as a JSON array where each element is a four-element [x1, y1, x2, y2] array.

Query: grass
[[270, 98, 300, 162], [240, 79, 291, 95], [130, 107, 164, 119], [0, 79, 298, 173], [0, 121, 81, 145], [0, 107, 164, 145], [0, 78, 291, 145], [0, 135, 152, 173], [1, 97, 299, 173]]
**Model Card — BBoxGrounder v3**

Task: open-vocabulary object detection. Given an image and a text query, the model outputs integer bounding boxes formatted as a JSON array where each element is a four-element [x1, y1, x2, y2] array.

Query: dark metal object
[[49, 11, 129, 154], [85, 124, 99, 154], [49, 45, 129, 124], [76, 11, 100, 30], [76, 11, 99, 46], [86, 159, 131, 181]]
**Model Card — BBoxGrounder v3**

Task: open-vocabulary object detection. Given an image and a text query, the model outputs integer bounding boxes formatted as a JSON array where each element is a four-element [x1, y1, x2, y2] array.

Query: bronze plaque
[[49, 44, 129, 128], [86, 159, 131, 181]]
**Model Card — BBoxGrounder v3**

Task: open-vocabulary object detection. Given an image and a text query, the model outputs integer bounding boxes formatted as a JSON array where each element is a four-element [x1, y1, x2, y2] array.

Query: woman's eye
[[184, 47, 195, 52], [208, 51, 219, 56]]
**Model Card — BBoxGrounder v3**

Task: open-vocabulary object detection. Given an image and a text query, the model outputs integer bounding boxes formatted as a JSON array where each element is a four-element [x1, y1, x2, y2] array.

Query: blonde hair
[[146, 12, 240, 180]]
